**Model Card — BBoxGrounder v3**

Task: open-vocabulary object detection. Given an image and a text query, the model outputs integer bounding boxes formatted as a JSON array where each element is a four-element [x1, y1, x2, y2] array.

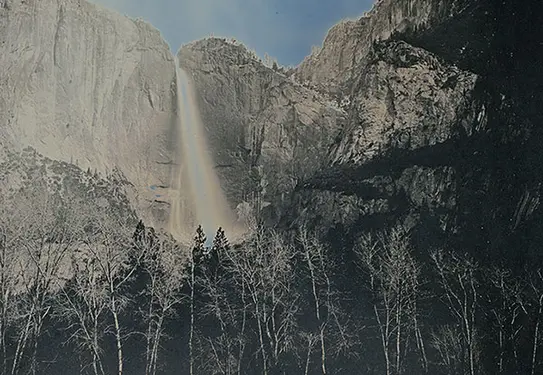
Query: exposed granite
[[294, 0, 485, 94], [178, 38, 346, 210], [0, 0, 177, 226]]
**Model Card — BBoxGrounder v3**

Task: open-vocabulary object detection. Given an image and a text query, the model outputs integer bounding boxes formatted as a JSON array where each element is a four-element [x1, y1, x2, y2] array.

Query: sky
[[90, 0, 375, 66]]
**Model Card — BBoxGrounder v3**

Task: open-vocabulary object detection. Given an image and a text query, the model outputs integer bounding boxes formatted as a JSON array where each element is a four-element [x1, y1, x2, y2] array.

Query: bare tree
[[55, 251, 109, 375], [81, 207, 143, 375], [525, 269, 543, 375], [0, 202, 25, 374], [188, 226, 206, 375], [218, 230, 253, 375], [297, 225, 355, 374], [486, 266, 525, 374], [190, 226, 252, 375], [430, 250, 480, 375], [215, 227, 299, 375], [134, 223, 186, 375], [195, 228, 241, 375], [253, 229, 299, 373], [4, 187, 82, 375], [355, 226, 422, 375], [430, 325, 464, 375], [300, 332, 319, 375]]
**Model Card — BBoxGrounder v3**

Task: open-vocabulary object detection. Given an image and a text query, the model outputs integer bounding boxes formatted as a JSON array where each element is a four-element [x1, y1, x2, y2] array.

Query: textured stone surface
[[0, 0, 176, 226], [294, 0, 485, 94], [330, 40, 481, 166], [0, 146, 135, 218], [2, 0, 542, 262], [285, 0, 543, 262], [178, 38, 346, 211], [281, 39, 479, 238]]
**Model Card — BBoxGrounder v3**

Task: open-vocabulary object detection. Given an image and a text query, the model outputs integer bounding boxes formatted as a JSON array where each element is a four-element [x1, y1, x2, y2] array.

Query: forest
[[0, 182, 541, 375]]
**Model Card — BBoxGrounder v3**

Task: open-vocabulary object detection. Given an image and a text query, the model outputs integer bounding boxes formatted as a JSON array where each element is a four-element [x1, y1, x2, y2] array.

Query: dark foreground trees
[[1, 187, 86, 375], [355, 227, 423, 375], [3, 186, 543, 374]]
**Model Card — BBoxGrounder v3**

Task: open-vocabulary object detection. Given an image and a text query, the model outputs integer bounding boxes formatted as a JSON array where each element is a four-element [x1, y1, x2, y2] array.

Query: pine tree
[[209, 227, 230, 272], [130, 220, 159, 286], [132, 220, 146, 246], [212, 227, 230, 252], [189, 225, 206, 375], [192, 225, 206, 265]]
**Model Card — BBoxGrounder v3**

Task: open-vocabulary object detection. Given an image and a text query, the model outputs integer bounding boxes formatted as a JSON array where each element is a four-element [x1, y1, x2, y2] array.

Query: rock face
[[178, 39, 346, 219], [0, 146, 135, 219], [0, 0, 176, 226], [169, 0, 543, 264], [329, 40, 480, 166], [294, 0, 489, 94], [285, 0, 543, 263], [2, 0, 542, 263], [288, 39, 480, 237]]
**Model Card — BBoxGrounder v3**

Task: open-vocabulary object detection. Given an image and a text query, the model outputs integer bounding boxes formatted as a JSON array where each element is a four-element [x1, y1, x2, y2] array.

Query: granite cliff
[[2, 0, 542, 262], [283, 0, 543, 262], [0, 0, 347, 229], [2, 0, 543, 373], [177, 39, 345, 221], [0, 0, 176, 226], [294, 0, 491, 94], [176, 0, 543, 263]]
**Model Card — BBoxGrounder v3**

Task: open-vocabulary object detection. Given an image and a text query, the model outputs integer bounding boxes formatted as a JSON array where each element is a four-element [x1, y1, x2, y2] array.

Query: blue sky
[[90, 0, 374, 66]]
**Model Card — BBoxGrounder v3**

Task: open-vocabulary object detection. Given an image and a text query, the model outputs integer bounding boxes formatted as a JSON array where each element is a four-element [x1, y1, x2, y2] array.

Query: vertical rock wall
[[0, 0, 177, 225]]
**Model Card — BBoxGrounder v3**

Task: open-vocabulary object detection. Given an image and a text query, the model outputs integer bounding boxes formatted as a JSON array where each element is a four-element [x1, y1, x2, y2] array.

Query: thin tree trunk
[[1, 289, 8, 375], [306, 249, 326, 374], [374, 304, 390, 375], [531, 295, 543, 375], [396, 299, 402, 375], [31, 325, 39, 375], [469, 272, 477, 375], [237, 281, 247, 375], [320, 327, 327, 375], [11, 306, 34, 375], [92, 352, 98, 375], [413, 317, 428, 374], [146, 321, 154, 375], [151, 315, 164, 375], [189, 260, 195, 375], [111, 294, 123, 375], [510, 310, 522, 375], [498, 322, 503, 374], [91, 331, 106, 375], [497, 275, 506, 374], [0, 242, 6, 375], [31, 307, 47, 375], [304, 337, 312, 375], [145, 280, 156, 375], [1, 321, 6, 375], [254, 300, 268, 375]]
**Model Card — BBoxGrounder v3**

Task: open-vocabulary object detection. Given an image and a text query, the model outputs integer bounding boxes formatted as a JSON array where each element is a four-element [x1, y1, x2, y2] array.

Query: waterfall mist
[[168, 58, 238, 244]]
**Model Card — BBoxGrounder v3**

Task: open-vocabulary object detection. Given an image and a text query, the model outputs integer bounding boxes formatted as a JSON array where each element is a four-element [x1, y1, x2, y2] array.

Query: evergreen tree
[[192, 225, 206, 266], [188, 225, 206, 375], [212, 227, 230, 252], [130, 221, 158, 272], [209, 227, 229, 273], [132, 220, 146, 243]]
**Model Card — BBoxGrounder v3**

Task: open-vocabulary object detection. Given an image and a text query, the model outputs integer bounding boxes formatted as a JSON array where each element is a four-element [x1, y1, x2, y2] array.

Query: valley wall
[[178, 39, 346, 221], [2, 0, 542, 263], [0, 0, 176, 226]]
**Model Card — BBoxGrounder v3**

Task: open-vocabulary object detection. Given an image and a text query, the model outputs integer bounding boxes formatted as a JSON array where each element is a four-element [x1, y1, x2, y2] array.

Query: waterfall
[[168, 57, 236, 244]]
